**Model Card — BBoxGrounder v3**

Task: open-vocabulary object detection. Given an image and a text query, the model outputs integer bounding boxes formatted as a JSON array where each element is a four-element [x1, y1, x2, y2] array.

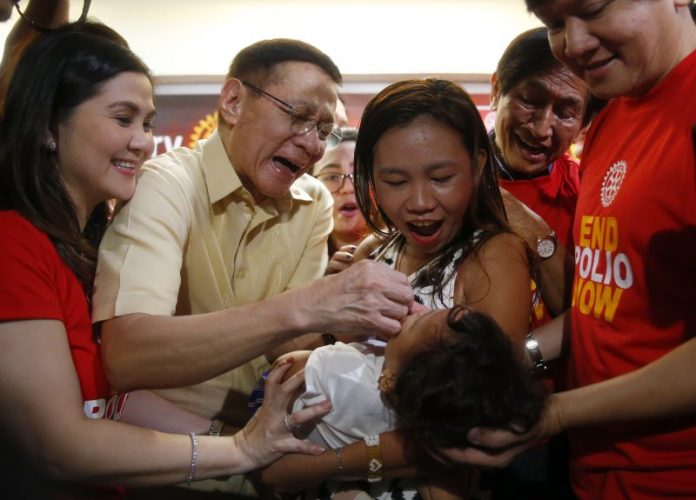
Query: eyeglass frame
[[241, 81, 342, 150], [316, 172, 355, 193]]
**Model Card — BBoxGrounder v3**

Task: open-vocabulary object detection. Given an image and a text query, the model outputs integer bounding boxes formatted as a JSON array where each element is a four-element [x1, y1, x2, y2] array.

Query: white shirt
[[293, 341, 396, 449]]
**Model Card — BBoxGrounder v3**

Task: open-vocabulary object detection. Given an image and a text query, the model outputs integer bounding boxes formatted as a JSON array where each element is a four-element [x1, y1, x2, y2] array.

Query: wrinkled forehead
[[530, 67, 589, 100], [264, 61, 339, 115], [267, 61, 340, 107]]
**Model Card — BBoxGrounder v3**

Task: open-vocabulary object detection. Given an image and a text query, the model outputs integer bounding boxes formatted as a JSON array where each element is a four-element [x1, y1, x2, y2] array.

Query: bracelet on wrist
[[364, 434, 383, 483], [525, 333, 548, 376], [334, 447, 344, 476], [187, 432, 198, 485]]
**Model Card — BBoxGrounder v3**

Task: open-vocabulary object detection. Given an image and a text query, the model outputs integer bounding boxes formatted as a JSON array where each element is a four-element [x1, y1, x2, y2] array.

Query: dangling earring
[[47, 141, 57, 152]]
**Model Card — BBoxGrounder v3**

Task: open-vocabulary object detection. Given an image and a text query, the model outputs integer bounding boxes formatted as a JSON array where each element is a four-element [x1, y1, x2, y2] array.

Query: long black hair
[[355, 79, 509, 300], [0, 27, 151, 292]]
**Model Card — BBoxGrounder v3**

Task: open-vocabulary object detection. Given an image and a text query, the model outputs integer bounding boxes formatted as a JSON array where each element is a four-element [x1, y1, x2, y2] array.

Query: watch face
[[537, 238, 556, 259]]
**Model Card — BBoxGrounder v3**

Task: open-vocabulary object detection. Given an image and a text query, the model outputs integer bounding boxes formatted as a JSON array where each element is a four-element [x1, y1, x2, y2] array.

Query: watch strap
[[525, 333, 548, 375], [364, 434, 383, 483]]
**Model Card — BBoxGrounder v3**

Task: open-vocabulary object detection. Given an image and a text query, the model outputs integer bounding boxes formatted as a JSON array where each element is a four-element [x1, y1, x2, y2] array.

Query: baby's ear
[[378, 369, 397, 393]]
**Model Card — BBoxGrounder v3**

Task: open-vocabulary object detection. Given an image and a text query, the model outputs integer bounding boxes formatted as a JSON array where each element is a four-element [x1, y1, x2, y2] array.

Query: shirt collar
[[200, 130, 314, 210]]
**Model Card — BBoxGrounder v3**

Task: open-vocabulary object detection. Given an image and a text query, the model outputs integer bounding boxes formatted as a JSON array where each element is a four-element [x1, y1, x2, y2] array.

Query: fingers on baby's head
[[390, 307, 547, 449]]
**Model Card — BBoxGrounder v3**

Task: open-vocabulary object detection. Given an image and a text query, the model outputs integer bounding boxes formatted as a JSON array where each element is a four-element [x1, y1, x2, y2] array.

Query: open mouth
[[407, 220, 442, 237], [339, 201, 358, 215], [515, 135, 548, 162], [274, 156, 301, 174]]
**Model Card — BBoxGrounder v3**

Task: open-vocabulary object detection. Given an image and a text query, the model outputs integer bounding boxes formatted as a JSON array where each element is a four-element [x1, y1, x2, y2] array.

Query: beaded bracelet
[[187, 432, 198, 485]]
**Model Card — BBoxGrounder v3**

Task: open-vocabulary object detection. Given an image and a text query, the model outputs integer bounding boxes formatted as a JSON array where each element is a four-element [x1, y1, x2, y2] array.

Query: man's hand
[[307, 260, 414, 339], [438, 394, 564, 467]]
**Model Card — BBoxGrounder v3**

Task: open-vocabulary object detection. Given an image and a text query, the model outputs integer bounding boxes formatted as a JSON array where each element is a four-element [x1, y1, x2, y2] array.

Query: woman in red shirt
[[0, 27, 329, 498]]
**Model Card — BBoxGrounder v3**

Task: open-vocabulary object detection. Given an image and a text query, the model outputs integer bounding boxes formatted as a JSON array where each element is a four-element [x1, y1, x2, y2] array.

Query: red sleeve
[[0, 212, 65, 322]]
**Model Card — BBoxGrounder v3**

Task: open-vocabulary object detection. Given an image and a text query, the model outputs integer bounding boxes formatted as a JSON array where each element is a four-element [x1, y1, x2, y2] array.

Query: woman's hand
[[326, 244, 358, 274], [234, 360, 331, 469]]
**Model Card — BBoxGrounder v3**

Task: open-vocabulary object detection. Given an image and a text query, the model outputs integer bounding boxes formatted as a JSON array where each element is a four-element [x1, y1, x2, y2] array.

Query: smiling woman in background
[[0, 28, 329, 498]]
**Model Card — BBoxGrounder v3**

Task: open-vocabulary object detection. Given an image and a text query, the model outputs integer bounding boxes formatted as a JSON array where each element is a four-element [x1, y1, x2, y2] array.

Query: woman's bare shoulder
[[353, 234, 382, 262]]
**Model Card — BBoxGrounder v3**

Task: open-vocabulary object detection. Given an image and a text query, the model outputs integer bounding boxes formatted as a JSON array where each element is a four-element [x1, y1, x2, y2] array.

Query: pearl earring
[[47, 141, 57, 152]]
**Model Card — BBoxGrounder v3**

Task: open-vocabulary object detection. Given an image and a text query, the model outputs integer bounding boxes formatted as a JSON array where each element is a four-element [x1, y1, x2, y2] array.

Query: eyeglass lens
[[242, 81, 342, 149], [318, 173, 353, 192]]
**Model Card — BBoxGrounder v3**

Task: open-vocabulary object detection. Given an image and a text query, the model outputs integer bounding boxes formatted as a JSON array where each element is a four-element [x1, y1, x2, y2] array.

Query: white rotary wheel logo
[[600, 160, 627, 207]]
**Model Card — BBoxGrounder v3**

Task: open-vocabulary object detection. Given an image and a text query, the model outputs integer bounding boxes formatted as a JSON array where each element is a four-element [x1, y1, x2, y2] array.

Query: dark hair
[[355, 78, 509, 300], [495, 27, 562, 98], [226, 38, 342, 87], [0, 19, 130, 114], [524, 0, 549, 12], [0, 28, 151, 292], [388, 306, 547, 449], [495, 27, 597, 127], [501, 27, 606, 127]]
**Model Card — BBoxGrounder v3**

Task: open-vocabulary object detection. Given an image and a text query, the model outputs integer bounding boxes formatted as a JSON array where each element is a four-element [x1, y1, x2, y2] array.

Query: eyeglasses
[[242, 81, 343, 150], [316, 172, 354, 193]]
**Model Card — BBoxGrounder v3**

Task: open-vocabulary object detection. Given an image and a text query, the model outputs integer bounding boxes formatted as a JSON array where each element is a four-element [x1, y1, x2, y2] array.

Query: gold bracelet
[[364, 434, 383, 483]]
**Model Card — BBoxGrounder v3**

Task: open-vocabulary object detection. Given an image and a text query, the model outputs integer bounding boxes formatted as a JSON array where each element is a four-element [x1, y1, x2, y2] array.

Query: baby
[[276, 306, 547, 498]]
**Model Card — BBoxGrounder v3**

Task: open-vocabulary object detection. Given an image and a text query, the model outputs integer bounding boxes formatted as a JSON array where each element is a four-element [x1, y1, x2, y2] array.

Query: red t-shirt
[[501, 154, 579, 384], [568, 50, 696, 499], [499, 152, 580, 251], [0, 210, 119, 498]]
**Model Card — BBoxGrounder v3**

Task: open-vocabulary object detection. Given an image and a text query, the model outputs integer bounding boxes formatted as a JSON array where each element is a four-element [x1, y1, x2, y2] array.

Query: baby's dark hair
[[388, 306, 547, 449]]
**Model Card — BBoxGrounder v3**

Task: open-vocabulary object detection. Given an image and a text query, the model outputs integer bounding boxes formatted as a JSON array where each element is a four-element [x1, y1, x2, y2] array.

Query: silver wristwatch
[[525, 333, 548, 375], [536, 230, 557, 260]]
